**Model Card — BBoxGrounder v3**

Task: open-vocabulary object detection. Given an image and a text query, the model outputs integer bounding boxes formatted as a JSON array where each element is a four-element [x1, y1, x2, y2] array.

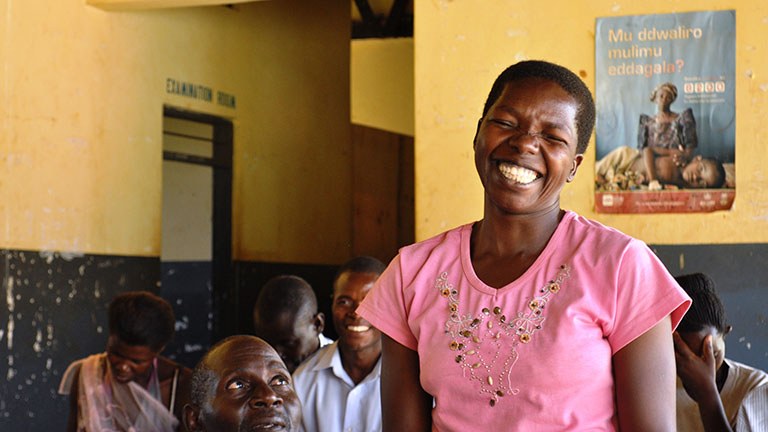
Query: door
[[160, 107, 233, 367]]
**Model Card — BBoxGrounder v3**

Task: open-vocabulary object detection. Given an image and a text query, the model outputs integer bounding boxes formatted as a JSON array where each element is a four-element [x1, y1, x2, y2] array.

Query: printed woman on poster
[[593, 10, 735, 214]]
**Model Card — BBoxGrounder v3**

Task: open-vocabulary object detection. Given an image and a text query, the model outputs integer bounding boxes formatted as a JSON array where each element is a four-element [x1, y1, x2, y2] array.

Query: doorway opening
[[160, 106, 233, 367]]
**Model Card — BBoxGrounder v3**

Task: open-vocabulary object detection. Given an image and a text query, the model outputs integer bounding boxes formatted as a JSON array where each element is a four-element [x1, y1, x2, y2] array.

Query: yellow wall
[[0, 0, 351, 263], [414, 0, 768, 244], [351, 38, 414, 136]]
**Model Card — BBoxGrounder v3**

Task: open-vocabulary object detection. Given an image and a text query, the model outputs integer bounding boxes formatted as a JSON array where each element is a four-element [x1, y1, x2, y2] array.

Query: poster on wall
[[594, 10, 735, 213]]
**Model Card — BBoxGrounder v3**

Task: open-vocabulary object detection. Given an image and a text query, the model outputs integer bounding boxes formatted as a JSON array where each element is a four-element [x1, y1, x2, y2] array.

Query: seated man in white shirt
[[293, 256, 386, 432], [253, 275, 333, 373]]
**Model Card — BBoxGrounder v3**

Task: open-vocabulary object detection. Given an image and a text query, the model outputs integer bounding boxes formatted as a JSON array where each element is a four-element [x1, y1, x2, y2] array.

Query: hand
[[648, 179, 662, 191], [669, 147, 685, 167], [673, 332, 718, 403]]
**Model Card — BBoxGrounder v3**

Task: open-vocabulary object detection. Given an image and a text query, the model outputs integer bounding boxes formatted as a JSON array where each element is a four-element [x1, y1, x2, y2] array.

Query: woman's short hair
[[480, 60, 596, 154], [674, 273, 729, 334], [108, 291, 175, 351]]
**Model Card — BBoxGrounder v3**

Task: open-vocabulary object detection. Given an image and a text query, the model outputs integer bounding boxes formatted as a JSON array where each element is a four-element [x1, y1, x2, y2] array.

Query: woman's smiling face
[[474, 77, 582, 216]]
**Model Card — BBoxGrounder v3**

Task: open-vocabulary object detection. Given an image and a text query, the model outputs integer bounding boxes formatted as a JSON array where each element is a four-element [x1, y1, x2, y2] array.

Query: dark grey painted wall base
[[0, 249, 213, 431], [0, 250, 160, 429], [651, 243, 768, 371], [0, 250, 339, 430]]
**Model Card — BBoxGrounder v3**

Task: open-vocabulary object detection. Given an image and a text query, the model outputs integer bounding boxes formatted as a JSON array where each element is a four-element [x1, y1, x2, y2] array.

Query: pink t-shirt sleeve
[[357, 254, 418, 350], [606, 238, 691, 354]]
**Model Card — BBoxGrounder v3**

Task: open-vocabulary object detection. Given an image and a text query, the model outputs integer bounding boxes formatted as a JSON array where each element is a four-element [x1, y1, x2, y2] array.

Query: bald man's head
[[184, 335, 302, 432]]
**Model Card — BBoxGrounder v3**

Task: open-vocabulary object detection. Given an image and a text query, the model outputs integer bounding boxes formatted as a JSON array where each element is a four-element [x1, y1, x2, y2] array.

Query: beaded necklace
[[437, 264, 570, 407]]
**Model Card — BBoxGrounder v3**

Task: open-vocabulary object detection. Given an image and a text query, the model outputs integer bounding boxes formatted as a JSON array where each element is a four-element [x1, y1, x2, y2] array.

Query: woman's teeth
[[498, 163, 537, 184], [347, 325, 370, 332]]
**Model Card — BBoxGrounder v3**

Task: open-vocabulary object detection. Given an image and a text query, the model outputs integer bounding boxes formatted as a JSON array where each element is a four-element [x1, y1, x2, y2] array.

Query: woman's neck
[[655, 110, 677, 121], [470, 209, 563, 287], [475, 208, 562, 255]]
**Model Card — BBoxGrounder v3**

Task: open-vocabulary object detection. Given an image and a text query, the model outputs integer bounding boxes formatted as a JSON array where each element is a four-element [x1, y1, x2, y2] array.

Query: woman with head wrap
[[638, 82, 698, 187]]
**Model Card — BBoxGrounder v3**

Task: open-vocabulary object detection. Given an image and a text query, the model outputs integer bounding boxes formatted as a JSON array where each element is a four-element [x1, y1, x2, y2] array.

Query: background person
[[674, 273, 768, 432], [358, 60, 690, 431], [59, 291, 191, 432], [293, 256, 386, 432], [253, 275, 332, 373], [183, 335, 302, 432]]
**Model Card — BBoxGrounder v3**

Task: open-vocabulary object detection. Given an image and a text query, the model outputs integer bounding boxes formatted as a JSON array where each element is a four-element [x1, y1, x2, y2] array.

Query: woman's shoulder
[[678, 107, 695, 122], [385, 224, 471, 284], [58, 353, 106, 395], [726, 359, 768, 389], [563, 212, 642, 250], [638, 113, 654, 124], [398, 223, 469, 256]]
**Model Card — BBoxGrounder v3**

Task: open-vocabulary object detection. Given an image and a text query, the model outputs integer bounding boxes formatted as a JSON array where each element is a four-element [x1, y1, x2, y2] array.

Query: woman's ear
[[566, 154, 584, 183]]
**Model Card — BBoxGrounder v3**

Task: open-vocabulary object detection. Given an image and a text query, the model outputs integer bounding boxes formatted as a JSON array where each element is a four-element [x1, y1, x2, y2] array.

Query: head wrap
[[650, 82, 678, 102]]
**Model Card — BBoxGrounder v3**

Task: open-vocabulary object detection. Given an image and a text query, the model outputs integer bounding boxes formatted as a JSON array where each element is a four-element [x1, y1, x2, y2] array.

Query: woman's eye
[[545, 135, 567, 145], [490, 119, 516, 128], [226, 380, 247, 391]]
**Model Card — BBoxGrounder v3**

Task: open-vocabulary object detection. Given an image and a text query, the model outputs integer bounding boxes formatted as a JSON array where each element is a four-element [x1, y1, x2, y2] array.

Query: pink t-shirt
[[358, 211, 690, 431]]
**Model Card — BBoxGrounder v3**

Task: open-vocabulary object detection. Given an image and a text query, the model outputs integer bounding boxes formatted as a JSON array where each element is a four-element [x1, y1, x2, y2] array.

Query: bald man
[[253, 275, 331, 372], [183, 335, 302, 432]]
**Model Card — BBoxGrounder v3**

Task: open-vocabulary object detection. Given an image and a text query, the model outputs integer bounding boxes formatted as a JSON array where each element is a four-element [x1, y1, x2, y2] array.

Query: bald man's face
[[186, 337, 302, 432]]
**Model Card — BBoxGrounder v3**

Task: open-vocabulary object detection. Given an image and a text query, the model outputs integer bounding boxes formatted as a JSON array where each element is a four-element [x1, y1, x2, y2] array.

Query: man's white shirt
[[292, 341, 382, 432]]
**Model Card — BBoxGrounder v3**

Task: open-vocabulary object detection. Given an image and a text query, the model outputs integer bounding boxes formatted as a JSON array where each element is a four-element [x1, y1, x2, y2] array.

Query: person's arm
[[649, 145, 687, 158], [66, 367, 80, 432], [674, 333, 733, 432], [642, 146, 659, 182], [613, 316, 676, 431], [381, 335, 432, 432]]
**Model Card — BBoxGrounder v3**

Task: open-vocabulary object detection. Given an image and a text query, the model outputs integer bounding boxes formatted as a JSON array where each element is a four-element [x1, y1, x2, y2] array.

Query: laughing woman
[[358, 60, 691, 431]]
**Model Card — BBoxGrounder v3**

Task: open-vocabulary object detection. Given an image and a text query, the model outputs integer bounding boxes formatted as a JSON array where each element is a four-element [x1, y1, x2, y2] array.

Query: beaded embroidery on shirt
[[437, 264, 570, 407]]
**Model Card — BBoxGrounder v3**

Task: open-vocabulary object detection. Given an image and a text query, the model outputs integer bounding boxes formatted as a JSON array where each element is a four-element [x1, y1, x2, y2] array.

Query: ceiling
[[351, 0, 413, 39]]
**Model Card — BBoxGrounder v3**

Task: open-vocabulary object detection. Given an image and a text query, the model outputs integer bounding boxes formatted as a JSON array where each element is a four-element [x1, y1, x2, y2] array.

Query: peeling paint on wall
[[5, 275, 14, 351], [0, 249, 162, 429]]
